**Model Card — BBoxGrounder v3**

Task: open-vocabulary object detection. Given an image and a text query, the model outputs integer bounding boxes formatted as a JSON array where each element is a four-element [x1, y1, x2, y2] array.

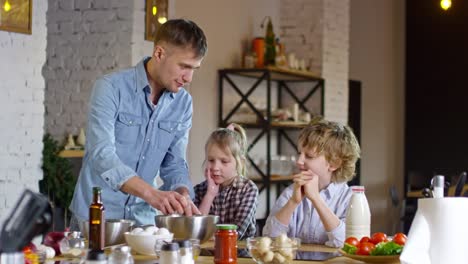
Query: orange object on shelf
[[252, 37, 265, 68]]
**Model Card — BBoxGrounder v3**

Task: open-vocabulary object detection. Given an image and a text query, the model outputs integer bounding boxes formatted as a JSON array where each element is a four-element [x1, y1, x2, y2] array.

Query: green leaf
[[342, 243, 358, 254], [370, 241, 403, 256], [41, 134, 76, 210]]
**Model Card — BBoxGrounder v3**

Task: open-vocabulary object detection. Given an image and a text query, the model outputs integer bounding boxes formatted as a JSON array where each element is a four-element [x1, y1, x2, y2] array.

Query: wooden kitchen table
[[133, 241, 399, 264], [53, 241, 400, 263]]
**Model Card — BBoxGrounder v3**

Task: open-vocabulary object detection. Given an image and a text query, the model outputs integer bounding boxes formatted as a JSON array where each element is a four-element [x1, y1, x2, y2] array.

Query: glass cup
[[108, 245, 134, 264], [189, 238, 200, 261], [59, 231, 86, 258], [154, 238, 167, 257]]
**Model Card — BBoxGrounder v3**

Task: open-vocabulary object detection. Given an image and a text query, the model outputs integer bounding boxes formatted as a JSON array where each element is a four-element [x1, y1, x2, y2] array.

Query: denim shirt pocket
[[115, 112, 143, 145], [157, 121, 184, 151]]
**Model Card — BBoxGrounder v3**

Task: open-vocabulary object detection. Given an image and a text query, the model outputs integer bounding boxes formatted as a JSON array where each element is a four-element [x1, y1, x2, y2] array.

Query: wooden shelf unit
[[218, 68, 325, 217]]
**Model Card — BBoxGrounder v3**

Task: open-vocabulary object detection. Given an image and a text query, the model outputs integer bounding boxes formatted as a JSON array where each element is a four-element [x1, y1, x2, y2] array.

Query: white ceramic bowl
[[124, 232, 173, 255]]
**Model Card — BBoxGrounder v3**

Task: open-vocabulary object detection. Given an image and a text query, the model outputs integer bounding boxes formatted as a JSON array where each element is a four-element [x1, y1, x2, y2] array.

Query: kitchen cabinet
[[218, 67, 325, 218]]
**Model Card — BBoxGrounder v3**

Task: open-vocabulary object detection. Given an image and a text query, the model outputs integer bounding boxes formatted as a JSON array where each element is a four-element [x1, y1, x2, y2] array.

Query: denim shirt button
[[129, 121, 133, 124]]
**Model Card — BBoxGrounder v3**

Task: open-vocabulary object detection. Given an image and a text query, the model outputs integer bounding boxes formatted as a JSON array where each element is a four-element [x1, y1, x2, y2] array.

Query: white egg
[[155, 227, 170, 236], [145, 225, 158, 234], [140, 230, 154, 236], [45, 246, 56, 258], [37, 245, 56, 259], [131, 227, 144, 235]]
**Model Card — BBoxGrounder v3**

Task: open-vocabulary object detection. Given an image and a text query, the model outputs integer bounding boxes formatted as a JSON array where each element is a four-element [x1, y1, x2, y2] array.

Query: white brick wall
[[279, 0, 350, 124], [131, 0, 153, 65], [0, 1, 48, 222], [321, 0, 350, 124], [44, 0, 134, 140]]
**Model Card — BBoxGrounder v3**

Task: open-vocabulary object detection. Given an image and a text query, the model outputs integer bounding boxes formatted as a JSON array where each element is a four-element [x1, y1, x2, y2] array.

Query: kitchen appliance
[[400, 197, 468, 264], [0, 189, 53, 263]]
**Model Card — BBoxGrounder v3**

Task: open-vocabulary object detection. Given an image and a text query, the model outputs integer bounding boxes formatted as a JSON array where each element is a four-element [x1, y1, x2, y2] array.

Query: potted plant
[[40, 134, 77, 230]]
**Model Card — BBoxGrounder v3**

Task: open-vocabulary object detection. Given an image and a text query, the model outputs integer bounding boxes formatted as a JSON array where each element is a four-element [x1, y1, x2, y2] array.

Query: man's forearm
[[120, 176, 154, 201]]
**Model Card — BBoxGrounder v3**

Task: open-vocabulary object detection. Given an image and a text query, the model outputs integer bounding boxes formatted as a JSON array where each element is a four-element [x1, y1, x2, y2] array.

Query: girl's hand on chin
[[205, 168, 219, 195]]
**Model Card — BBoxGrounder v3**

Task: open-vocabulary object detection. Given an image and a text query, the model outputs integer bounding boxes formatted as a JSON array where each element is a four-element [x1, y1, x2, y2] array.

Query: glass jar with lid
[[214, 224, 238, 264]]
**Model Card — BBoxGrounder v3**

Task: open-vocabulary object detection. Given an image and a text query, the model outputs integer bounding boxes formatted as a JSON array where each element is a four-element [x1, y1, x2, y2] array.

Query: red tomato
[[371, 232, 388, 244], [356, 242, 375, 255], [393, 233, 407, 245], [360, 236, 371, 244], [345, 237, 360, 247]]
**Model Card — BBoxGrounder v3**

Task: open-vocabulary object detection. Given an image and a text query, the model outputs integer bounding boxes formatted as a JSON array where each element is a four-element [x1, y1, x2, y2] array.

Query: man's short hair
[[154, 19, 207, 58]]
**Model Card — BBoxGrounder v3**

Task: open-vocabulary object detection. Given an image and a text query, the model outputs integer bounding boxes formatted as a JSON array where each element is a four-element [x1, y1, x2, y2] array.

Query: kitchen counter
[[53, 241, 400, 263]]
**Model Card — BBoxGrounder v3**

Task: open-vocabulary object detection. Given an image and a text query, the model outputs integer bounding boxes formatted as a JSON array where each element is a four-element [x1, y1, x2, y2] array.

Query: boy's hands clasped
[[292, 170, 321, 202]]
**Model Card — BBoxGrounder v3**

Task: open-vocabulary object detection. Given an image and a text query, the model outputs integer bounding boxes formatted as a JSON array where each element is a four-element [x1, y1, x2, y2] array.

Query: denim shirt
[[69, 57, 194, 225], [263, 182, 352, 248]]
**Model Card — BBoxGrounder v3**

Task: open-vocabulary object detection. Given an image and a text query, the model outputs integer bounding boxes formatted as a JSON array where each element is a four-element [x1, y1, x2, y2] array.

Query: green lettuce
[[370, 241, 403, 256], [342, 243, 358, 254]]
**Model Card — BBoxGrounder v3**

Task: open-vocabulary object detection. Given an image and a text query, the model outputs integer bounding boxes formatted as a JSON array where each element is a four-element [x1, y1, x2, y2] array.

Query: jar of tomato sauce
[[214, 224, 238, 264]]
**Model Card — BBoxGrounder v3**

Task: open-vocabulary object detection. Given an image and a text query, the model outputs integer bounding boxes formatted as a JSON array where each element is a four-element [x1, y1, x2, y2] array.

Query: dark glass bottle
[[264, 18, 276, 66], [89, 187, 105, 250]]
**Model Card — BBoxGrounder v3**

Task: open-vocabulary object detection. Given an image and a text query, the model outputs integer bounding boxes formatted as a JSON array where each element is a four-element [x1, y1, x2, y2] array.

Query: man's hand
[[121, 176, 200, 216], [174, 187, 201, 216], [144, 189, 188, 215]]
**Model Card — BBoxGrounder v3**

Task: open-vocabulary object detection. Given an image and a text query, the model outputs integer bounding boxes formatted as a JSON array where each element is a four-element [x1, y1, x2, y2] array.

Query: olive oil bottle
[[89, 187, 105, 250]]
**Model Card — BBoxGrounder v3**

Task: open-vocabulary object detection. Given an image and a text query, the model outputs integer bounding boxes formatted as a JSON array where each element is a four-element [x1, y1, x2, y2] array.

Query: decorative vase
[[77, 128, 86, 146]]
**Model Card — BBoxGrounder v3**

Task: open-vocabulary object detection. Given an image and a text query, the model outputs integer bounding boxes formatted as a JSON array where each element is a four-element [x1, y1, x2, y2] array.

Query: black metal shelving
[[218, 67, 325, 218]]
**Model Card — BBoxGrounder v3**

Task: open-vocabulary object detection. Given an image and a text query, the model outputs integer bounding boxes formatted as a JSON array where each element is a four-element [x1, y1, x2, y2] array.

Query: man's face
[[154, 44, 204, 93]]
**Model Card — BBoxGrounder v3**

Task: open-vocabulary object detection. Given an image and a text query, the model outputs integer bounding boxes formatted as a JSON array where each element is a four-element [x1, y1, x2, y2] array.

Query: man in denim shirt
[[69, 19, 206, 225]]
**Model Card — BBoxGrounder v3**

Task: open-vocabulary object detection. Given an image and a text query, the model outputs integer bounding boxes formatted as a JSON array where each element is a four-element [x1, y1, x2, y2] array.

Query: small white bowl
[[124, 232, 173, 255]]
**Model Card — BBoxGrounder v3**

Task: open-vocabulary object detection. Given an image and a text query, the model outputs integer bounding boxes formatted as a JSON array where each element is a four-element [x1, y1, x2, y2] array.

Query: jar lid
[[351, 186, 365, 192], [174, 240, 192, 248], [161, 242, 180, 251], [216, 224, 238, 230]]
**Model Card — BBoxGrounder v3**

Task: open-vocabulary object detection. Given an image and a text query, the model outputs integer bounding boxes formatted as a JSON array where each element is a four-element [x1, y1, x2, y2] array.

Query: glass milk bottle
[[345, 186, 371, 239]]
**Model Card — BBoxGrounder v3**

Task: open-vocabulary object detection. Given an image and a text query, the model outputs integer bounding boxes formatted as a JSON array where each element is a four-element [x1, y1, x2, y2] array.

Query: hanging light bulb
[[441, 0, 452, 10], [158, 16, 167, 24], [3, 0, 11, 12]]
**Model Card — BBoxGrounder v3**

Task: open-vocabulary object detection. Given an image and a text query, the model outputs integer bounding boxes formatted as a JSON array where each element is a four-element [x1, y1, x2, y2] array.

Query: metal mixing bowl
[[80, 219, 135, 246], [155, 214, 219, 244]]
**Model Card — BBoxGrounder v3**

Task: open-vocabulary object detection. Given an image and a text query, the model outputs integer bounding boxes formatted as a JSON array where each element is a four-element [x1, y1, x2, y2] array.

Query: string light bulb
[[3, 0, 11, 12], [441, 0, 451, 11], [158, 16, 167, 24], [152, 5, 157, 16]]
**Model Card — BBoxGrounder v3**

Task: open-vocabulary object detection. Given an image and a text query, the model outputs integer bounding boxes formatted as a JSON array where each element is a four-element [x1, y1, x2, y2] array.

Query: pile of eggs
[[130, 225, 171, 236]]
